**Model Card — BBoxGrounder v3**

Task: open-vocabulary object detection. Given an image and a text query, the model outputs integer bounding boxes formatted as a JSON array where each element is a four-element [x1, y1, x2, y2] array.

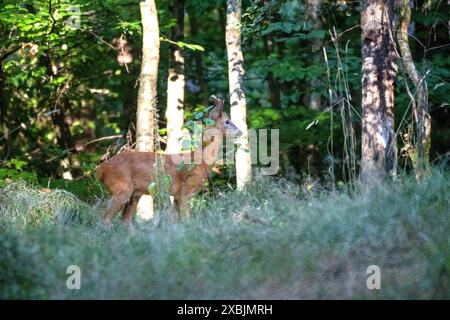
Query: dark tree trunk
[[0, 46, 19, 160], [41, 51, 82, 178], [123, 78, 137, 137], [189, 11, 208, 105], [218, 6, 227, 36], [306, 0, 324, 110], [42, 53, 75, 152], [276, 32, 291, 107], [263, 34, 281, 109], [0, 60, 10, 160], [360, 0, 398, 180], [51, 99, 75, 151]]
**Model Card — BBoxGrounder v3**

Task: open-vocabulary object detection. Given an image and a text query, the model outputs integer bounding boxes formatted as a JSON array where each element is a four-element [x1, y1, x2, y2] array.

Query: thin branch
[[45, 135, 124, 162], [80, 27, 117, 50], [48, 0, 57, 35], [426, 43, 450, 52]]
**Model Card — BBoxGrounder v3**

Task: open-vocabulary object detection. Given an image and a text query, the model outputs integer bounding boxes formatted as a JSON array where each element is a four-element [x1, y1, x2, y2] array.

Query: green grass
[[0, 170, 449, 299]]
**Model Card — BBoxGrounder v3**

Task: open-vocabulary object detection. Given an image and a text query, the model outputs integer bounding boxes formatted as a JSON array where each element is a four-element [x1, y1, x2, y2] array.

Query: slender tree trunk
[[0, 46, 20, 160], [51, 100, 75, 152], [219, 6, 227, 37], [262, 34, 281, 109], [42, 52, 81, 179], [136, 0, 160, 220], [226, 0, 252, 189], [136, 0, 159, 152], [189, 12, 208, 105], [276, 32, 288, 107], [165, 0, 185, 154], [398, 0, 431, 179], [51, 97, 82, 179], [0, 60, 10, 160], [123, 78, 137, 135], [46, 60, 71, 151], [360, 0, 398, 180], [306, 0, 324, 110]]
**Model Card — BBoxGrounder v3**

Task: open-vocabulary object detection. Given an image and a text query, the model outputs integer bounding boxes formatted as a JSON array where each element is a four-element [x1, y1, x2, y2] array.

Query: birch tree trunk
[[398, 0, 431, 179], [226, 0, 252, 189], [136, 0, 160, 220], [306, 0, 323, 110], [360, 0, 397, 181], [165, 0, 185, 154], [136, 0, 159, 152]]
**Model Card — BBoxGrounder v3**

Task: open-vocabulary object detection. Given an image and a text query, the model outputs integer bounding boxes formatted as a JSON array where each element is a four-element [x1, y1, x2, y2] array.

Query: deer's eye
[[225, 119, 230, 125]]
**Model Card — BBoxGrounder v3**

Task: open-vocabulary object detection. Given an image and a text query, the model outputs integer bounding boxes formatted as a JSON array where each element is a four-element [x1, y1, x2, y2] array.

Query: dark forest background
[[0, 0, 449, 198]]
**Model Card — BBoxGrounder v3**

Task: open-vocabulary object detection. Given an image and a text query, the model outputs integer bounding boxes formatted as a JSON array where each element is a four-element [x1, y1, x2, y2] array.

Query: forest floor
[[0, 169, 449, 299]]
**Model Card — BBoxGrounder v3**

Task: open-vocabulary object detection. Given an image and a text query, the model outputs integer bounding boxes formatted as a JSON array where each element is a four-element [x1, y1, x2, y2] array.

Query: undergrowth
[[0, 170, 449, 299]]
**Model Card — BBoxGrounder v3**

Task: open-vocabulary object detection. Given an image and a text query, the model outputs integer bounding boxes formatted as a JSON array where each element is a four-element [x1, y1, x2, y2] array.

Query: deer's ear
[[209, 97, 224, 120]]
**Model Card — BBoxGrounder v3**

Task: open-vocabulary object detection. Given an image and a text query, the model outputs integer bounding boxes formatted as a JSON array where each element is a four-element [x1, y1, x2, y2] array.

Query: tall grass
[[0, 170, 449, 299]]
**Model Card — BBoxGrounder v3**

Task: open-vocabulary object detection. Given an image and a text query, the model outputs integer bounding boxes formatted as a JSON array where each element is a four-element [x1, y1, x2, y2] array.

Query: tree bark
[[0, 47, 18, 160], [398, 0, 431, 179], [360, 0, 398, 180], [226, 0, 252, 189], [262, 34, 281, 109], [0, 60, 10, 160], [42, 51, 81, 179], [165, 0, 185, 154], [136, 0, 160, 153], [306, 0, 324, 110], [189, 11, 208, 105], [136, 0, 160, 220]]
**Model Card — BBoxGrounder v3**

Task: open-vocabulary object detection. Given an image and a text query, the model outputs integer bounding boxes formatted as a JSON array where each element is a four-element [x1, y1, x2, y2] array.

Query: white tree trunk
[[136, 0, 159, 152], [136, 0, 160, 220], [165, 0, 185, 154], [226, 0, 252, 189]]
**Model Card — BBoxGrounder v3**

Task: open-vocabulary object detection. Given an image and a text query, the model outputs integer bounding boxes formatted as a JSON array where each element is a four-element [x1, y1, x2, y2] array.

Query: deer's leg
[[171, 196, 180, 223], [174, 193, 191, 221], [122, 192, 141, 226], [103, 189, 133, 226], [180, 197, 191, 220]]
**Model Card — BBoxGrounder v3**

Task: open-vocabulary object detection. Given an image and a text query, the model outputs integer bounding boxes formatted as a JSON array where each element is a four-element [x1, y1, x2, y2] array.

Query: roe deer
[[96, 97, 242, 226]]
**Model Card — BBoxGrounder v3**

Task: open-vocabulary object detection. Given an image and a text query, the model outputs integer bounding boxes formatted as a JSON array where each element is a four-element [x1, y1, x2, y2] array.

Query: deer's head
[[207, 97, 242, 139]]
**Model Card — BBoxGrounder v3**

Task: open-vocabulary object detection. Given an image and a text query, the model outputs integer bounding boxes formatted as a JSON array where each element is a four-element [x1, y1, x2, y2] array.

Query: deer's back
[[96, 152, 156, 193], [96, 151, 209, 196]]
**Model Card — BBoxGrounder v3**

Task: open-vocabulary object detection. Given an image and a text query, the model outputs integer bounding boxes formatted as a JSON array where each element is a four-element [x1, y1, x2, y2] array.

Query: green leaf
[[194, 112, 204, 120], [181, 139, 192, 151], [310, 30, 326, 39], [184, 43, 205, 51], [281, 23, 293, 34], [148, 182, 157, 196], [203, 118, 215, 126]]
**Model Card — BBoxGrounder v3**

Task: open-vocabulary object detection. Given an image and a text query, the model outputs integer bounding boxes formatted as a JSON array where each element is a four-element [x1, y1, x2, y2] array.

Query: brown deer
[[96, 97, 242, 226]]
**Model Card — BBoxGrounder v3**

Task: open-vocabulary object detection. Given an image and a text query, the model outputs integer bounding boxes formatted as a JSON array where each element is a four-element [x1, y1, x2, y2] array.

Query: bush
[[0, 170, 448, 299]]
